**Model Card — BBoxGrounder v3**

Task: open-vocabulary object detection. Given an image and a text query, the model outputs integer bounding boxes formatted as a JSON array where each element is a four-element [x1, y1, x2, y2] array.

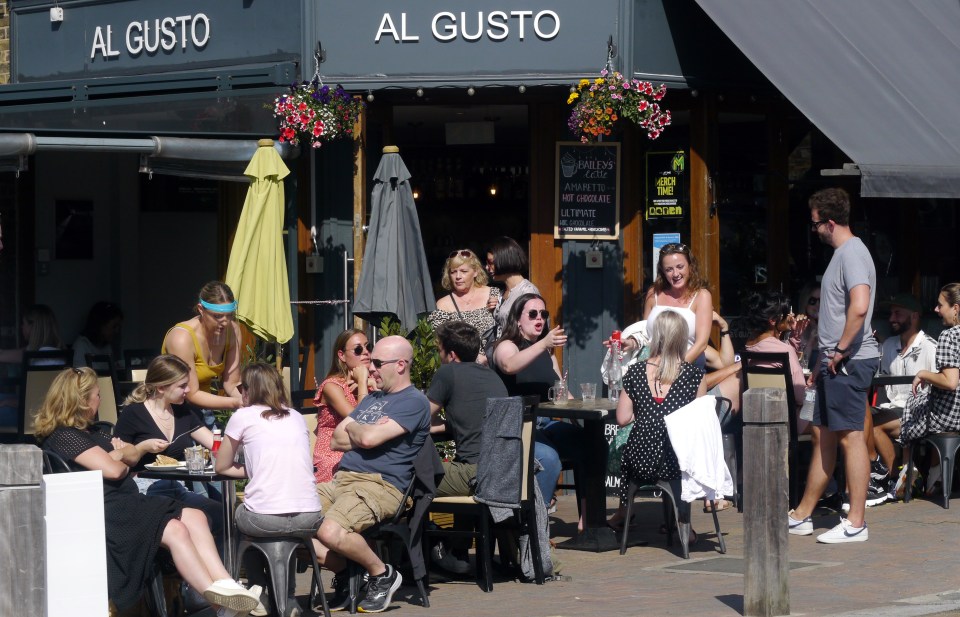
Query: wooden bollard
[[0, 444, 45, 616], [742, 387, 790, 617]]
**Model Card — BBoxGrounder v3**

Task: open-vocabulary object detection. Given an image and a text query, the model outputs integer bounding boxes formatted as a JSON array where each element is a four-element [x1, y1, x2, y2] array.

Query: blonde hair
[[34, 367, 98, 439], [123, 355, 191, 405], [648, 311, 689, 384], [441, 250, 488, 291]]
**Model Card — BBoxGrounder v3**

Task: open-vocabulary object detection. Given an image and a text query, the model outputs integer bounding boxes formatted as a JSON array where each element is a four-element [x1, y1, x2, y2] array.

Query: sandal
[[703, 499, 732, 513]]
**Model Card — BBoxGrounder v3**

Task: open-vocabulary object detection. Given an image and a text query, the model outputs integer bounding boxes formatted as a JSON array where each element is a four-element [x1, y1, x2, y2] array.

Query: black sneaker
[[323, 571, 352, 613], [866, 478, 890, 507], [431, 541, 470, 575], [357, 565, 402, 613], [870, 457, 889, 482]]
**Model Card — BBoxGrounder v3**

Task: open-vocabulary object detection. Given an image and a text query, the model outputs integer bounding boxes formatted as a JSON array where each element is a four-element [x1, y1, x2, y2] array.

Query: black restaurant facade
[[0, 0, 948, 385]]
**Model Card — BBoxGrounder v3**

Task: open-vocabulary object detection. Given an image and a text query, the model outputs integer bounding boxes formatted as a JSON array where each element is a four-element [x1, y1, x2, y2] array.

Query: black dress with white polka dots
[[618, 360, 704, 503]]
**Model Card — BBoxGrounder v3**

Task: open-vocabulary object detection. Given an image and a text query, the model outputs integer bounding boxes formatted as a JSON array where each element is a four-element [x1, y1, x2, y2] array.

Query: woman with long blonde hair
[[114, 355, 222, 536], [609, 311, 707, 537], [36, 367, 260, 616]]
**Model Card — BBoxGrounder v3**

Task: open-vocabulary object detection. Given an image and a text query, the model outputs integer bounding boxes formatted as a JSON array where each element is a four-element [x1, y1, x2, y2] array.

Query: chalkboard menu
[[555, 142, 620, 240]]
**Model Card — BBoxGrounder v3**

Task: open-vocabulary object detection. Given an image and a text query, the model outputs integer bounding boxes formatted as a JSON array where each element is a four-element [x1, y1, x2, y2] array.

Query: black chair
[[18, 351, 72, 441], [715, 396, 741, 512], [425, 396, 545, 591], [619, 478, 726, 558], [123, 348, 159, 379], [740, 351, 802, 507], [86, 354, 122, 426]]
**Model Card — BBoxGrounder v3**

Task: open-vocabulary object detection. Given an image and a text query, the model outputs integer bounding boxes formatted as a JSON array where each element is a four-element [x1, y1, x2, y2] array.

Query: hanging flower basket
[[272, 81, 365, 148], [567, 69, 672, 142]]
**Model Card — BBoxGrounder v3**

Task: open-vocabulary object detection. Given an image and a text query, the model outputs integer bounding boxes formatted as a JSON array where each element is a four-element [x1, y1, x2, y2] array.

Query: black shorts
[[813, 357, 879, 431]]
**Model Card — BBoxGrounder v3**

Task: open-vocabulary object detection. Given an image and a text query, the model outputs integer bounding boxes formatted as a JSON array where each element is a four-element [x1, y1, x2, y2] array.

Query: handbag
[[606, 422, 634, 476], [449, 293, 498, 353]]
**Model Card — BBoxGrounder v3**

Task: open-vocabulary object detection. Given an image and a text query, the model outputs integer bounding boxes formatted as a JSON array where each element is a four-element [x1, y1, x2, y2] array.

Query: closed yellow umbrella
[[225, 139, 293, 344]]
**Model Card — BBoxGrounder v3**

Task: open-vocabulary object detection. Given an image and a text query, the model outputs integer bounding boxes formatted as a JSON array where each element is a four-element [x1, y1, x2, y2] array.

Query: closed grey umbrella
[[353, 146, 435, 333]]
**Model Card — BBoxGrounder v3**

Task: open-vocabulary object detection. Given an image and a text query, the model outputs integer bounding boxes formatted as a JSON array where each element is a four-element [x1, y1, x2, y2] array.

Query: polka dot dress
[[618, 360, 704, 503]]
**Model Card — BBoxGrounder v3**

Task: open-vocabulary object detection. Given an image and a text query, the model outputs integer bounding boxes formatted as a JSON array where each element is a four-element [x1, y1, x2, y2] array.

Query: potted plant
[[567, 69, 672, 142], [272, 80, 364, 148]]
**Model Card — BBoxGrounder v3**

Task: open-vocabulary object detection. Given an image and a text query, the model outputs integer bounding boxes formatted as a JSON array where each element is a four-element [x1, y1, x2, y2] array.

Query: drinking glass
[[580, 382, 597, 404], [547, 380, 568, 406], [185, 446, 205, 474]]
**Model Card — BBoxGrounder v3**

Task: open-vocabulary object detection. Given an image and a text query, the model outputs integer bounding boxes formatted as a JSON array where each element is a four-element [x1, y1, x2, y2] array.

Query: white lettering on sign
[[91, 13, 210, 60], [376, 10, 559, 43]]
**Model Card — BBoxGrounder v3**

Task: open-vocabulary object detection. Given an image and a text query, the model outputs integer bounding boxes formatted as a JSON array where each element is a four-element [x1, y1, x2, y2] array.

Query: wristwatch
[[719, 330, 730, 337], [833, 346, 848, 357]]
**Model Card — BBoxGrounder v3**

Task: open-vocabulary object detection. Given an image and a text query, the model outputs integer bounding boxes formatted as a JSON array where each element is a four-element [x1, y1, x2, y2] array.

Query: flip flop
[[703, 499, 732, 513]]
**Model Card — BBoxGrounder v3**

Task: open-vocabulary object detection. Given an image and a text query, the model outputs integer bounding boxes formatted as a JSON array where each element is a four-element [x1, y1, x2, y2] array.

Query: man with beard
[[788, 188, 880, 544], [874, 294, 936, 500]]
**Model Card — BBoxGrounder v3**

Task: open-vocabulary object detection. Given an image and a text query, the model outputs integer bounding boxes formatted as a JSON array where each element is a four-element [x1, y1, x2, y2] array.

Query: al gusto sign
[[375, 10, 559, 43], [555, 142, 620, 240], [90, 14, 211, 59]]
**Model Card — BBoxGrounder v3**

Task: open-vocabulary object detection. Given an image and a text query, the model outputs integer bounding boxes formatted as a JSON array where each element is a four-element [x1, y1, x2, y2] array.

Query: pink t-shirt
[[224, 405, 321, 515], [745, 337, 807, 411]]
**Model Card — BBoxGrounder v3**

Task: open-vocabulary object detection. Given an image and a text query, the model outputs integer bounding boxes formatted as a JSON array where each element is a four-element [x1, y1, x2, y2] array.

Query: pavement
[[288, 492, 960, 617]]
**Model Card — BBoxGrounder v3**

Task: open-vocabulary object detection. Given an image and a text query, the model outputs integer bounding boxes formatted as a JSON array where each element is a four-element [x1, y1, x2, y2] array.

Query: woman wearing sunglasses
[[492, 293, 587, 526], [312, 328, 377, 482], [428, 248, 501, 363]]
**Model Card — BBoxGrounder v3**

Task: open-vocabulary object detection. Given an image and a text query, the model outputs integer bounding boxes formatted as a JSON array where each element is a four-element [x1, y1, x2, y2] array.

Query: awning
[[694, 0, 960, 199]]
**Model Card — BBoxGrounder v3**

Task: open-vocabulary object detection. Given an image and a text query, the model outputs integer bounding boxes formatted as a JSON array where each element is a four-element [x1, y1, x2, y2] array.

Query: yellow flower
[[579, 79, 590, 88], [567, 92, 580, 104], [595, 77, 604, 85]]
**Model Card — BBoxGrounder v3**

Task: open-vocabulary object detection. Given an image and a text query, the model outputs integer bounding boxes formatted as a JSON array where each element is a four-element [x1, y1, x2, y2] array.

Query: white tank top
[[646, 291, 698, 350]]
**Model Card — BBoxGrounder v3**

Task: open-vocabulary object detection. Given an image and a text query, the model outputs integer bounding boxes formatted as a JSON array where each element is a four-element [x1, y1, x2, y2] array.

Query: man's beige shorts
[[316, 470, 405, 533]]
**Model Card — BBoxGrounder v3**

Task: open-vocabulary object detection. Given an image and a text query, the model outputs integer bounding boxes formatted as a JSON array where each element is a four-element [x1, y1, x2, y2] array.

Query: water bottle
[[800, 385, 816, 422], [609, 330, 622, 402]]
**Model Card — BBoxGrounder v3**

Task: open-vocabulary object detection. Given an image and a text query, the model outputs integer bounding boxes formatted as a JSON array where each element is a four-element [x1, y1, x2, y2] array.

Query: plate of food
[[144, 454, 185, 470]]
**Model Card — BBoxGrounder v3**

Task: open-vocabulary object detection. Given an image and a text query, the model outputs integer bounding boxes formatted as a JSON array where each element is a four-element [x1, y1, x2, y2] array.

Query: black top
[[427, 362, 508, 464], [43, 426, 183, 610], [114, 402, 203, 469], [493, 339, 557, 402]]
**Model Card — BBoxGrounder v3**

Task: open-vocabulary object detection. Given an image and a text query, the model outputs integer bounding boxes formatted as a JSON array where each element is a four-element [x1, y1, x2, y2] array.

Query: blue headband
[[200, 299, 237, 313]]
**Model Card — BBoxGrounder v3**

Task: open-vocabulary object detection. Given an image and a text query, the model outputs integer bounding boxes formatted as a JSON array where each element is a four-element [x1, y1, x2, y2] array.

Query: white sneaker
[[816, 518, 868, 543], [787, 510, 813, 535], [203, 580, 259, 613]]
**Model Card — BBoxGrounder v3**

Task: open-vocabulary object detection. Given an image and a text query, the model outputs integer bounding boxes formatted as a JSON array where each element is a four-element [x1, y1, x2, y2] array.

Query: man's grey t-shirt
[[427, 362, 507, 464], [818, 236, 880, 360], [338, 386, 430, 491]]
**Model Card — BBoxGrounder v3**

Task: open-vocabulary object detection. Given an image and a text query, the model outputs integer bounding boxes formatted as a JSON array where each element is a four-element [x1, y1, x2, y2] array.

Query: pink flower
[[638, 100, 648, 112]]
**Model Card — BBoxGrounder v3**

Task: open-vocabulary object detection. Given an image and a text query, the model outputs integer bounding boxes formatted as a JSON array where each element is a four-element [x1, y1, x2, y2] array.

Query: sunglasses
[[807, 296, 820, 306], [371, 358, 404, 369], [348, 342, 373, 356], [661, 243, 689, 253], [526, 309, 549, 320], [810, 220, 829, 232], [449, 249, 473, 259]]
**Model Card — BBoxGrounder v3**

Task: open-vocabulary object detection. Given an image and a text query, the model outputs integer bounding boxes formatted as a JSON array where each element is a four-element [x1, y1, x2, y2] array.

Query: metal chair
[[740, 351, 802, 507], [236, 533, 330, 617], [86, 354, 121, 426], [905, 433, 960, 509], [425, 396, 545, 591], [715, 396, 741, 511], [18, 352, 72, 441]]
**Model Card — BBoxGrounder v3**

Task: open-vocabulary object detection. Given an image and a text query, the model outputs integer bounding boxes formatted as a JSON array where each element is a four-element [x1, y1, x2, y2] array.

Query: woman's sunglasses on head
[[449, 249, 473, 259]]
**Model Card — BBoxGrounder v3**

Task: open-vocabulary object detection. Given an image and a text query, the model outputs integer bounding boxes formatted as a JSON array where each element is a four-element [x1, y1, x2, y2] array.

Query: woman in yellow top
[[162, 281, 243, 413]]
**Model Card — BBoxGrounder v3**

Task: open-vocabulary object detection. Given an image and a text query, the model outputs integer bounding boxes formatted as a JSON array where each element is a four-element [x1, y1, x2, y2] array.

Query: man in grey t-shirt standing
[[788, 188, 880, 544]]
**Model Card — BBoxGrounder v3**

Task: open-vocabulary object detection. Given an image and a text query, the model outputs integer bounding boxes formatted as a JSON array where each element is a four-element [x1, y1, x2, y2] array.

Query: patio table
[[537, 398, 627, 552]]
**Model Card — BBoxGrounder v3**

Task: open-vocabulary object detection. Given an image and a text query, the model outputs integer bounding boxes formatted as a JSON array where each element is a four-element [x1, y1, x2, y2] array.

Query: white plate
[[144, 462, 185, 470]]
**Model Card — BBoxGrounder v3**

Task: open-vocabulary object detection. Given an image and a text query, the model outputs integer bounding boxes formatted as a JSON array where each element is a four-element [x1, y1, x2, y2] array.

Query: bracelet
[[834, 346, 848, 356], [719, 330, 730, 337]]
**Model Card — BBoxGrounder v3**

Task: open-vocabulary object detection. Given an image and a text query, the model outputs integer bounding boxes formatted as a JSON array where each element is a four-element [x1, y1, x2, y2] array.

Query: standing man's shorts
[[814, 357, 880, 431], [316, 470, 405, 533]]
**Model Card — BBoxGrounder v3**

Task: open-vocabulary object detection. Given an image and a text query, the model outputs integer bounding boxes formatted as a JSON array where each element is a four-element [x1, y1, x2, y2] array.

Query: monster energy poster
[[645, 150, 687, 220], [555, 142, 620, 240]]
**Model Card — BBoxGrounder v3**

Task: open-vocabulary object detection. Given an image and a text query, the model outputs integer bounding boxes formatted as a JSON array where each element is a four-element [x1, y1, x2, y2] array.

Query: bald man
[[314, 335, 431, 613]]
